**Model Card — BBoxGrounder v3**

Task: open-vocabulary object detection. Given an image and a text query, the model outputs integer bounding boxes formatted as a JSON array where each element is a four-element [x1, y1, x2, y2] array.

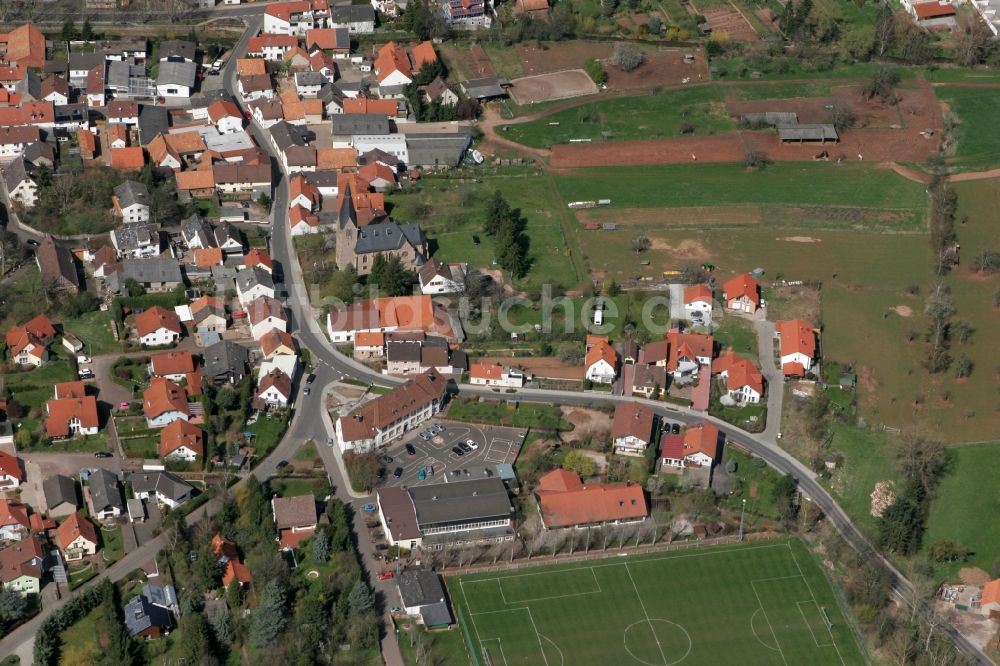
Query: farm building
[[777, 124, 839, 144], [740, 112, 798, 127]]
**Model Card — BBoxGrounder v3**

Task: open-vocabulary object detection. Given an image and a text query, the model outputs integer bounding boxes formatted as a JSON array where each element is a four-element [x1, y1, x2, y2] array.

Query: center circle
[[623, 619, 692, 666]]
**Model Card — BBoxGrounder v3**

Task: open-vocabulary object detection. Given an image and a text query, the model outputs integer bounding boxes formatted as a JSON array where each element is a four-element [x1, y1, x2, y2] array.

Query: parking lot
[[378, 421, 526, 489]]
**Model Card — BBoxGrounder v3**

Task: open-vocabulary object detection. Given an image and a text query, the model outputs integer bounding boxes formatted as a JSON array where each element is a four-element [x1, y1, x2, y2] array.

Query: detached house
[[159, 419, 204, 462], [247, 295, 288, 340], [112, 180, 151, 223], [0, 453, 24, 488], [207, 100, 244, 134], [660, 421, 721, 470], [88, 469, 125, 522], [55, 513, 99, 562], [191, 295, 227, 335], [469, 363, 525, 388], [775, 319, 817, 377], [0, 537, 46, 596], [0, 500, 31, 542], [418, 258, 465, 295], [534, 469, 647, 530], [45, 381, 99, 439], [256, 369, 293, 408], [260, 328, 297, 358], [135, 306, 182, 347], [2, 157, 37, 209], [142, 378, 190, 428], [272, 494, 317, 550], [5, 314, 56, 367], [722, 273, 761, 314], [149, 350, 196, 383], [611, 402, 655, 457], [713, 351, 764, 404], [130, 471, 195, 509], [585, 340, 617, 385], [684, 284, 713, 326]]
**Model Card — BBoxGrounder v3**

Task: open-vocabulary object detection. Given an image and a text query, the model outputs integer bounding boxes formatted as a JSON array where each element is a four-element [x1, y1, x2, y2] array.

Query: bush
[[584, 58, 606, 85], [611, 43, 645, 72]]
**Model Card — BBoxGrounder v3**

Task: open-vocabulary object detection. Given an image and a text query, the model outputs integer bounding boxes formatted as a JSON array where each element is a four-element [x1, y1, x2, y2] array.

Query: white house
[[683, 284, 713, 326], [55, 513, 98, 562], [263, 1, 329, 36], [130, 471, 194, 510], [142, 379, 190, 428], [159, 419, 203, 463], [611, 402, 655, 457], [0, 453, 23, 488], [2, 158, 38, 209], [775, 319, 817, 377], [722, 273, 760, 314], [418, 258, 465, 295], [248, 295, 288, 340], [661, 422, 721, 470], [112, 181, 150, 224], [468, 363, 525, 388], [714, 351, 763, 405], [235, 266, 275, 308], [207, 100, 244, 134], [155, 61, 197, 99], [585, 341, 617, 384], [135, 307, 182, 347], [257, 369, 293, 408]]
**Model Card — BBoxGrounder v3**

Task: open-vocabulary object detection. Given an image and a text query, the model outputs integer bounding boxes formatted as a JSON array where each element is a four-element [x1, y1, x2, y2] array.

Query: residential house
[[107, 123, 129, 149], [396, 570, 453, 628], [191, 295, 227, 334], [330, 4, 376, 33], [418, 258, 465, 295], [112, 181, 151, 223], [2, 156, 37, 209], [135, 306, 182, 347], [202, 340, 250, 385], [235, 266, 275, 307], [534, 468, 647, 529], [110, 146, 145, 171], [130, 471, 195, 509], [212, 535, 253, 587], [0, 126, 40, 159], [113, 258, 183, 294], [212, 164, 271, 198], [722, 273, 761, 314], [272, 494, 317, 550], [661, 421, 721, 469], [207, 99, 243, 134], [142, 378, 190, 428], [335, 370, 449, 451], [44, 384, 99, 439], [260, 328, 297, 358], [149, 350, 196, 383], [376, 477, 513, 550], [305, 26, 350, 55], [713, 350, 764, 404], [446, 0, 490, 27], [386, 338, 422, 375], [88, 469, 124, 522], [263, 0, 331, 36], [111, 223, 160, 259], [629, 363, 668, 398], [0, 24, 46, 69], [238, 74, 275, 102], [0, 453, 22, 488], [469, 363, 525, 388], [156, 61, 197, 99], [0, 500, 31, 542], [611, 402, 655, 457], [641, 329, 714, 381], [106, 100, 140, 126], [248, 296, 287, 340], [0, 537, 45, 596], [42, 475, 79, 517], [981, 579, 1000, 618], [775, 319, 817, 377], [55, 513, 99, 562], [5, 315, 56, 367], [159, 39, 197, 63], [182, 214, 214, 249], [244, 248, 274, 273], [684, 284, 713, 326], [123, 594, 172, 638], [353, 331, 384, 360], [420, 76, 459, 106], [256, 369, 293, 408], [159, 419, 204, 462], [585, 340, 617, 384], [248, 33, 299, 61], [36, 235, 80, 294]]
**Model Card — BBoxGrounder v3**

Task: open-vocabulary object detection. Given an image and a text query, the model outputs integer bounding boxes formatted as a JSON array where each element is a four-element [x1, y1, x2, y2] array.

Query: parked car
[[275, 460, 289, 470], [465, 439, 479, 450], [94, 451, 113, 458], [303, 387, 311, 396], [76, 355, 92, 364], [377, 571, 394, 581], [671, 423, 681, 435], [458, 442, 472, 453], [405, 443, 416, 456], [26, 239, 39, 247], [305, 374, 316, 385], [392, 467, 403, 478], [378, 455, 393, 464], [432, 424, 444, 433], [419, 432, 431, 441], [374, 544, 388, 551], [327, 436, 334, 447], [451, 446, 465, 456]]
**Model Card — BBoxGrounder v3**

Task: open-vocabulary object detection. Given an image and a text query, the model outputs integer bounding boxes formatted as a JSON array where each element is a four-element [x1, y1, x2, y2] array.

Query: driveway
[[18, 452, 124, 478], [752, 319, 783, 444]]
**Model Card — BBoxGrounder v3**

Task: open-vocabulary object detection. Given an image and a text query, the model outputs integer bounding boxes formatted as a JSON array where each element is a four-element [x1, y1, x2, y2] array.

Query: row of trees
[[484, 191, 529, 279], [877, 436, 947, 556]]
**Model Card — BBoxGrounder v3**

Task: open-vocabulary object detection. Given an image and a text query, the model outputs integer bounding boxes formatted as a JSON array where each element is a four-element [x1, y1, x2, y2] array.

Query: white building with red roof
[[713, 350, 764, 404], [660, 421, 722, 469], [55, 513, 98, 561], [0, 452, 23, 488], [585, 340, 618, 384], [335, 370, 448, 451], [683, 284, 714, 326], [469, 363, 525, 388], [135, 306, 182, 347], [775, 319, 818, 377], [611, 402, 655, 457], [142, 378, 190, 428], [722, 273, 761, 314], [263, 0, 331, 36], [207, 99, 244, 134], [159, 419, 204, 462]]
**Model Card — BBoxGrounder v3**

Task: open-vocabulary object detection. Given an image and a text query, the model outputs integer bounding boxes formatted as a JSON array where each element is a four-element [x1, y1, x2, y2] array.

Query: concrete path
[[752, 318, 783, 445]]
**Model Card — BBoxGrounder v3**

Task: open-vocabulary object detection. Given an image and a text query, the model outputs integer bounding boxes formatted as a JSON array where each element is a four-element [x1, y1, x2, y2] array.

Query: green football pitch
[[448, 539, 865, 666]]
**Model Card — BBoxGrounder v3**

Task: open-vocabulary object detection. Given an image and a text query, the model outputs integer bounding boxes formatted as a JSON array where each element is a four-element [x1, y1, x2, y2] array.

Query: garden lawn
[[720, 449, 783, 521], [121, 435, 159, 459], [446, 399, 573, 431], [101, 524, 124, 564], [385, 172, 585, 290], [58, 604, 104, 660], [712, 315, 757, 357], [62, 311, 121, 356], [553, 163, 927, 210], [3, 357, 77, 408], [936, 86, 1000, 171], [246, 411, 290, 461], [822, 424, 899, 539], [503, 86, 734, 148], [922, 442, 1000, 580], [269, 477, 331, 500], [449, 538, 863, 666], [395, 619, 469, 666]]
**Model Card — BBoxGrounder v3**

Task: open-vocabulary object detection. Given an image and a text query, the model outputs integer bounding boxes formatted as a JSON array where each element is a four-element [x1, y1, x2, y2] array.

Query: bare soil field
[[604, 50, 710, 89], [727, 86, 937, 129], [510, 69, 599, 105], [479, 356, 585, 380], [518, 42, 615, 75], [692, 1, 761, 41], [469, 44, 497, 78]]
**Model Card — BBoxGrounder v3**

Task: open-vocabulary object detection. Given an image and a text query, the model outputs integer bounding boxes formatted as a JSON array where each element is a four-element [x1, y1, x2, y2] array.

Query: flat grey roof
[[776, 123, 839, 141], [410, 478, 511, 527]]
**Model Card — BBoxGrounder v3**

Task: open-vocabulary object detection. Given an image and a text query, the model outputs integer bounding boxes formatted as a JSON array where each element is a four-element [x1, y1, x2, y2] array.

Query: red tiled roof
[[176, 168, 216, 191], [0, 452, 22, 482], [248, 33, 298, 54], [714, 350, 763, 395], [775, 319, 816, 360], [611, 402, 654, 441], [236, 58, 267, 76], [248, 295, 286, 326], [107, 123, 127, 147], [983, 579, 1000, 606], [1, 24, 46, 68], [374, 42, 411, 83], [354, 331, 384, 348], [54, 381, 86, 400], [358, 161, 395, 184], [110, 146, 145, 171], [143, 378, 190, 420], [585, 340, 617, 370], [723, 273, 760, 305], [193, 247, 224, 268], [684, 284, 712, 305], [260, 328, 296, 356], [0, 500, 29, 530], [244, 248, 273, 272], [343, 97, 398, 116], [135, 306, 181, 338], [338, 370, 448, 443], [223, 559, 253, 585], [159, 419, 203, 458], [258, 368, 292, 400], [151, 350, 195, 377], [470, 363, 504, 381], [664, 329, 713, 372], [782, 362, 806, 378], [914, 1, 954, 18], [0, 536, 43, 584], [208, 99, 242, 123], [660, 433, 684, 459], [409, 41, 437, 72], [682, 422, 720, 461], [535, 470, 647, 529], [55, 512, 98, 552], [45, 397, 99, 438], [77, 128, 97, 156]]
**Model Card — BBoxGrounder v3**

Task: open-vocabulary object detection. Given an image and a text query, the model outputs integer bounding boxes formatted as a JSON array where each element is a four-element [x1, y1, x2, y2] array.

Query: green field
[[502, 87, 734, 148], [553, 163, 927, 211], [447, 399, 572, 431], [450, 539, 864, 666], [922, 442, 1000, 579], [936, 86, 1000, 171], [386, 173, 585, 290]]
